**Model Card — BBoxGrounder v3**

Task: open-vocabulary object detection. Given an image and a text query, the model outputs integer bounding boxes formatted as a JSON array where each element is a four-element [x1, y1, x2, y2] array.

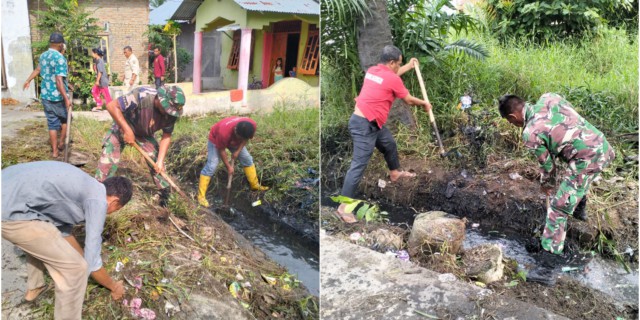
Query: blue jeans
[[200, 141, 254, 177], [42, 99, 67, 130], [155, 77, 164, 89]]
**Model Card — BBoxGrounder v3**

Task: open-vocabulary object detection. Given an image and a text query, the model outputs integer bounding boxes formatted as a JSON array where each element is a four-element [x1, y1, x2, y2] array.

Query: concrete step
[[320, 230, 568, 320]]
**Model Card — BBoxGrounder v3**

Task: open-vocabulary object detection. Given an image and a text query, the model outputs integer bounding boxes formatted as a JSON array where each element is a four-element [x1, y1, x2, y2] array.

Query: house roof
[[233, 0, 318, 15], [172, 0, 204, 21], [150, 1, 185, 25]]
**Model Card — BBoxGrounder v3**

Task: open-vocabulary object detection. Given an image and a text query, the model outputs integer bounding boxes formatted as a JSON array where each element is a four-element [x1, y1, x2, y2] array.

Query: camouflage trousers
[[95, 124, 170, 189], [541, 141, 615, 254]]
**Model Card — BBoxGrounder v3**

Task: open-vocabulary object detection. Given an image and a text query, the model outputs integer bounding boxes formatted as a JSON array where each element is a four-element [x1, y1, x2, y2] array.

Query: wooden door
[[268, 33, 288, 86]]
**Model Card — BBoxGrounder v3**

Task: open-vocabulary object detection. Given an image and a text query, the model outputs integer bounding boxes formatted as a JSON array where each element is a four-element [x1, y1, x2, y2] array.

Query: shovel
[[131, 143, 188, 200], [413, 63, 448, 157], [224, 159, 234, 206]]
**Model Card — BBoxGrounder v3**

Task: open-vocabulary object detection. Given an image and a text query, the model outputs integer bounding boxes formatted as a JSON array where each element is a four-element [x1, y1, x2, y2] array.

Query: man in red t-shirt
[[197, 116, 268, 207], [153, 47, 165, 89], [337, 45, 432, 223]]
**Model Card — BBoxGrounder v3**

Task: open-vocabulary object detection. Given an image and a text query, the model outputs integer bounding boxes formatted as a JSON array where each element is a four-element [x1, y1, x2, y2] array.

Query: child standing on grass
[[197, 117, 269, 207], [91, 48, 112, 112]]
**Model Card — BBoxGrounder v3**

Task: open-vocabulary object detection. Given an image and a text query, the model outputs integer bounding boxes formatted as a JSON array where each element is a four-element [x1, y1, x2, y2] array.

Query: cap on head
[[49, 32, 65, 44], [157, 85, 185, 117]]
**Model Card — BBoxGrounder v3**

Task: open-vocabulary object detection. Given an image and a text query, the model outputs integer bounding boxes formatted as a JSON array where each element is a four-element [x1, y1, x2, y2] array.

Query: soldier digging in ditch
[[95, 85, 185, 206], [499, 93, 615, 286]]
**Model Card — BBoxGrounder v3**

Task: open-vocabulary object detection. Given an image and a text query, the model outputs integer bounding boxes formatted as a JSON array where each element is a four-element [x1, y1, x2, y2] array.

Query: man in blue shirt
[[2, 161, 133, 319], [39, 32, 71, 158]]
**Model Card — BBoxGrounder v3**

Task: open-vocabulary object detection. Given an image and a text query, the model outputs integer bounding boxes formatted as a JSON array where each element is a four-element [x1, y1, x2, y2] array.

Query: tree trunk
[[173, 35, 178, 83], [356, 0, 417, 130], [356, 0, 393, 72]]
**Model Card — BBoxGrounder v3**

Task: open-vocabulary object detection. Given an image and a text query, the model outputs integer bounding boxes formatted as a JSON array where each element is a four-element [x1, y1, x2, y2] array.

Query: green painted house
[[175, 0, 319, 103]]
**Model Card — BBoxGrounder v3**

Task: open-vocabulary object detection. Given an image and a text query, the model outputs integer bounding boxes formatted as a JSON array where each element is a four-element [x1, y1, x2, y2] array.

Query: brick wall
[[27, 0, 150, 84]]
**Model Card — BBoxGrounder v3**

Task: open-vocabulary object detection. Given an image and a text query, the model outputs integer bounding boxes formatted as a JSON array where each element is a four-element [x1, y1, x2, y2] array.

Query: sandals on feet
[[333, 208, 357, 224], [24, 285, 51, 302]]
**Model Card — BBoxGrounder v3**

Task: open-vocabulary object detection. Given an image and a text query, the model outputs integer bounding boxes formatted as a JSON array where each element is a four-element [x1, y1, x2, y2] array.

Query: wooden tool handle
[[227, 159, 234, 189], [131, 143, 187, 198], [413, 64, 446, 155]]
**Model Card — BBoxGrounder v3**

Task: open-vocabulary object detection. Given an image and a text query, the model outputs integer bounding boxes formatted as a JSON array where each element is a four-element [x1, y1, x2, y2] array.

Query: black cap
[[49, 32, 65, 43]]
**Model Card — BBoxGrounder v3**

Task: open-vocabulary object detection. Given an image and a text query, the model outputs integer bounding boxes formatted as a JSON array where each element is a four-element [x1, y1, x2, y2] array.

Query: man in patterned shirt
[[96, 85, 185, 205], [499, 93, 615, 255], [39, 32, 71, 158]]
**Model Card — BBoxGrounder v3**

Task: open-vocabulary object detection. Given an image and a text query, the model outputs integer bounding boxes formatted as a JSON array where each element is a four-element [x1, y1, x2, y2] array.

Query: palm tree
[[150, 0, 167, 9]]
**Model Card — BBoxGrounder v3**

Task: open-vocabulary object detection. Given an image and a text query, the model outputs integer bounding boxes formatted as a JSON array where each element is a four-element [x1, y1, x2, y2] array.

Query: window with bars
[[299, 30, 319, 75], [227, 31, 241, 70]]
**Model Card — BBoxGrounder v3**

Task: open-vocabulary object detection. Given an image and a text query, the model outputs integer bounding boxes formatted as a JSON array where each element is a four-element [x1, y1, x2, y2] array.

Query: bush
[[485, 0, 636, 41]]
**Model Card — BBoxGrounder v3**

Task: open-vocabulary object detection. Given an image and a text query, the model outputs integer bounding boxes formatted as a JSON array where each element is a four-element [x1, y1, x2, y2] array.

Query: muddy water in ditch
[[380, 203, 638, 307], [212, 195, 319, 296]]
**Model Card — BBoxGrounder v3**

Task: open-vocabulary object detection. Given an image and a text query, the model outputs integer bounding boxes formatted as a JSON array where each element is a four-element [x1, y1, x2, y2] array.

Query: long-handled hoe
[[414, 63, 458, 158]]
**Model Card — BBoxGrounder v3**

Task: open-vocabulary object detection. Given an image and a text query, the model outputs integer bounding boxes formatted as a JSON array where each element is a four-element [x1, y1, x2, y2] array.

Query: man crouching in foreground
[[2, 161, 133, 319]]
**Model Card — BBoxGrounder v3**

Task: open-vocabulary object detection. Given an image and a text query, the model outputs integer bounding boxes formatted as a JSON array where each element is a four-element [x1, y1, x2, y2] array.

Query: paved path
[[320, 229, 567, 320]]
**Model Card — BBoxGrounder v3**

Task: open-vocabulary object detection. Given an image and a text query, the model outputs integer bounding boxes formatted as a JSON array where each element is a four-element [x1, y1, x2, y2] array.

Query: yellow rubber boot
[[243, 165, 269, 191], [197, 175, 211, 207]]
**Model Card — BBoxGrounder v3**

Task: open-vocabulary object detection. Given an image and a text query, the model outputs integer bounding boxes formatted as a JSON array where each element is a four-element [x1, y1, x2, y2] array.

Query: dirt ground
[[321, 150, 638, 320], [1, 115, 317, 319]]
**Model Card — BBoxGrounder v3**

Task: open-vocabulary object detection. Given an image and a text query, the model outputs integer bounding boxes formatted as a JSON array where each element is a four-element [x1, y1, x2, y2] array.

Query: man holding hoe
[[95, 85, 185, 206], [197, 116, 269, 207], [499, 93, 615, 285], [336, 45, 432, 223]]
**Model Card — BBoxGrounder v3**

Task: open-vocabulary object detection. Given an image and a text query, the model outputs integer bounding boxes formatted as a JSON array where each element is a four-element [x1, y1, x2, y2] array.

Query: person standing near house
[[96, 85, 185, 206], [123, 46, 140, 91], [336, 45, 432, 223], [197, 116, 269, 207], [153, 47, 166, 89], [2, 161, 133, 319], [91, 48, 112, 112], [273, 58, 284, 82], [35, 32, 71, 158]]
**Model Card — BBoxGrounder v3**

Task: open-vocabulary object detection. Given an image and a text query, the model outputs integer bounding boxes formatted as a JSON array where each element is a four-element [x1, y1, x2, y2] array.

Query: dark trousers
[[341, 114, 400, 198], [155, 77, 164, 89]]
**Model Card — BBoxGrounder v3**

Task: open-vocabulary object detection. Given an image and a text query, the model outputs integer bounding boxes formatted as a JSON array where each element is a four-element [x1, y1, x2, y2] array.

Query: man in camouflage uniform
[[499, 93, 615, 255], [96, 85, 185, 204]]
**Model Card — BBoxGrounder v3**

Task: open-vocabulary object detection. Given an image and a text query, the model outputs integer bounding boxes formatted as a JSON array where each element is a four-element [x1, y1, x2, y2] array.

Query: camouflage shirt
[[522, 93, 608, 180], [116, 87, 176, 137]]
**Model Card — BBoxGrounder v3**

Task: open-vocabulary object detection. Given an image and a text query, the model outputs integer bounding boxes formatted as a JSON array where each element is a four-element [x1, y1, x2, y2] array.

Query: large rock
[[408, 211, 466, 256], [462, 244, 504, 284]]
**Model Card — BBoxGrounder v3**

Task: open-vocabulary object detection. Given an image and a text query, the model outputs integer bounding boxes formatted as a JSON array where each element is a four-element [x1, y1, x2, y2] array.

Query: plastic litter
[[561, 266, 581, 273], [509, 172, 523, 180], [190, 250, 202, 261], [461, 169, 468, 178], [115, 261, 125, 272], [123, 298, 156, 320], [262, 274, 277, 285], [164, 301, 180, 316], [236, 273, 245, 281], [229, 281, 242, 299], [349, 232, 363, 242], [471, 223, 480, 228], [378, 179, 387, 188], [133, 276, 143, 290], [397, 250, 410, 262], [251, 200, 262, 207]]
